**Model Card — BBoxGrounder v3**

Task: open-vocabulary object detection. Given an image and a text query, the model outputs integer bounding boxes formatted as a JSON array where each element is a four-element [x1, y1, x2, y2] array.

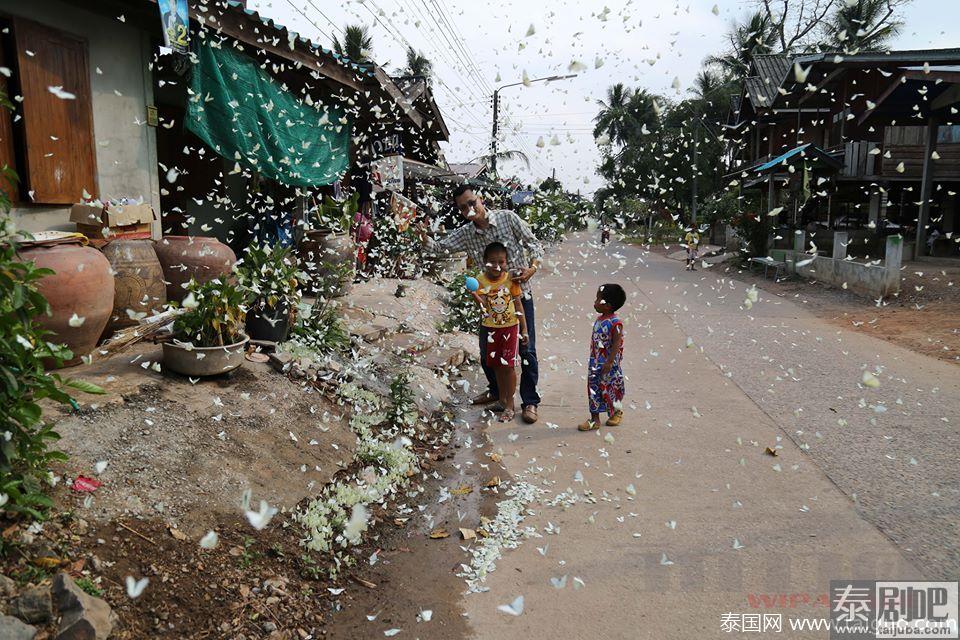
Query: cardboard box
[[70, 202, 156, 240]]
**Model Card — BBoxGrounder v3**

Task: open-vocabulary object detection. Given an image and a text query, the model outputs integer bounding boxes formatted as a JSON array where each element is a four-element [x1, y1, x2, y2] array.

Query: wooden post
[[915, 118, 939, 257]]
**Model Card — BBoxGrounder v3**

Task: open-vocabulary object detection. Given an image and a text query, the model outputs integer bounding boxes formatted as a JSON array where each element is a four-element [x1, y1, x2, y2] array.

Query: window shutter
[[13, 17, 97, 204]]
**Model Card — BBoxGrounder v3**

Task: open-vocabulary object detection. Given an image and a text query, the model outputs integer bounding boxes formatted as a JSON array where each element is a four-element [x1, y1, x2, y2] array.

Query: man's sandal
[[521, 405, 538, 424], [498, 409, 516, 423], [577, 420, 599, 432], [471, 391, 498, 405]]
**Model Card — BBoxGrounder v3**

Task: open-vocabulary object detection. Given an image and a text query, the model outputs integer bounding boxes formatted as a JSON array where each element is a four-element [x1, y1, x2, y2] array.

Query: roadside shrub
[[1, 206, 104, 521], [438, 269, 483, 334]]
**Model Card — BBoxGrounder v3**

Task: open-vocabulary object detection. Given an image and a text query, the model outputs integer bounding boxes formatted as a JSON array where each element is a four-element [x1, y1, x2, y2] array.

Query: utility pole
[[491, 89, 500, 176], [691, 119, 699, 226], [489, 74, 577, 178]]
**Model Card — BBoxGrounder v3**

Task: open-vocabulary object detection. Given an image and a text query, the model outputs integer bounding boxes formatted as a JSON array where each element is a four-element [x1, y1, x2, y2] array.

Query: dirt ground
[[42, 343, 357, 536], [1, 375, 501, 639], [718, 259, 960, 366]]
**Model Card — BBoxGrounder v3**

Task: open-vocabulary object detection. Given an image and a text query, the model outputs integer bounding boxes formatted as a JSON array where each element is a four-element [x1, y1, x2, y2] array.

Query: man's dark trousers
[[478, 295, 540, 407]]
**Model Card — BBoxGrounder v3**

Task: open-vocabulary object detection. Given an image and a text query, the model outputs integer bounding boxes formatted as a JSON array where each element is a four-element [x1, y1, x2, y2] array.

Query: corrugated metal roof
[[222, 0, 373, 77], [743, 54, 791, 109], [754, 54, 791, 85]]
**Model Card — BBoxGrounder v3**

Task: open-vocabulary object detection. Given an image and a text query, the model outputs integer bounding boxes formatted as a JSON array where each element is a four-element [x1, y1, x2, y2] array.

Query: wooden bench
[[749, 256, 786, 280]]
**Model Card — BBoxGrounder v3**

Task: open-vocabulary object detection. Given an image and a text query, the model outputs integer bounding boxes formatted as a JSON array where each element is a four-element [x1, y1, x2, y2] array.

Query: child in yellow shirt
[[472, 242, 528, 422]]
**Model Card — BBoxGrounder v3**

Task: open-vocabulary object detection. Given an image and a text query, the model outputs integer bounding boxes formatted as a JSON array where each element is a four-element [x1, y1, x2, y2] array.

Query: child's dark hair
[[599, 284, 626, 311], [483, 241, 508, 260]]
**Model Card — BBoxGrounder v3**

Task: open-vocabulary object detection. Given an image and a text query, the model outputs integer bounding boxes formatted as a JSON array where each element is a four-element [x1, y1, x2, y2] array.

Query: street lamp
[[490, 74, 577, 176]]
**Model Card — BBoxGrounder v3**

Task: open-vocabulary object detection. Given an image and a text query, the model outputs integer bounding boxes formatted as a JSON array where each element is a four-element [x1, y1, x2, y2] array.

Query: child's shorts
[[484, 324, 519, 368]]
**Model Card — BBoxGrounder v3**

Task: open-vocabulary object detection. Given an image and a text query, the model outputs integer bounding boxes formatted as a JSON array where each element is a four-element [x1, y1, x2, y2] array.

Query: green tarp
[[186, 41, 350, 187]]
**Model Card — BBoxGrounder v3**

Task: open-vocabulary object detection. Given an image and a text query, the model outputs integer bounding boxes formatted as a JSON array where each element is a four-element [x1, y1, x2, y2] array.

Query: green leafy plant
[[386, 370, 416, 428], [288, 301, 350, 356], [74, 576, 103, 597], [233, 240, 306, 311], [310, 259, 353, 301], [438, 269, 483, 334], [171, 279, 247, 347], [1, 189, 105, 521], [311, 193, 358, 234]]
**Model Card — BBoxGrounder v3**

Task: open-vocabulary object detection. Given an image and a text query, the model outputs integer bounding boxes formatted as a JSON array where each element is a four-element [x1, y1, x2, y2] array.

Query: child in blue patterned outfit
[[578, 284, 626, 431]]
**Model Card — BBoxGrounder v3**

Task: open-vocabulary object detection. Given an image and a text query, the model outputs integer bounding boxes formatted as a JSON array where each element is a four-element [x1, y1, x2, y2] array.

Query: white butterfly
[[199, 531, 219, 549], [245, 500, 278, 531], [550, 575, 567, 589], [497, 595, 524, 616], [343, 504, 369, 544], [125, 576, 149, 599]]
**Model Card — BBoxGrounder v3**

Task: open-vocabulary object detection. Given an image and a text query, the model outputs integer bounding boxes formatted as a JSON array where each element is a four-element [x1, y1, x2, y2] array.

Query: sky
[[249, 0, 955, 195]]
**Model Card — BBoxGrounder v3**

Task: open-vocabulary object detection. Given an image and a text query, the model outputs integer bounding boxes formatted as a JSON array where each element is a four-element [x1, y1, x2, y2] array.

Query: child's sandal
[[605, 411, 623, 427], [577, 420, 599, 432], [498, 409, 515, 422]]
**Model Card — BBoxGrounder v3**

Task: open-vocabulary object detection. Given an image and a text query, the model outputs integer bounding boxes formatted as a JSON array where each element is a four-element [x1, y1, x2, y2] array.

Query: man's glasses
[[458, 199, 478, 213]]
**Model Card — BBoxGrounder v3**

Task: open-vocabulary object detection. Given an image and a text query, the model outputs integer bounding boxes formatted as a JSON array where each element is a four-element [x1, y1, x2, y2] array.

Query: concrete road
[[458, 233, 956, 639]]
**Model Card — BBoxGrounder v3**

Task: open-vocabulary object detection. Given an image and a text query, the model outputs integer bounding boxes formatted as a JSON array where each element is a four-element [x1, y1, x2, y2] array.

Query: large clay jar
[[154, 236, 236, 303], [17, 238, 115, 368], [100, 239, 167, 334], [299, 230, 356, 298]]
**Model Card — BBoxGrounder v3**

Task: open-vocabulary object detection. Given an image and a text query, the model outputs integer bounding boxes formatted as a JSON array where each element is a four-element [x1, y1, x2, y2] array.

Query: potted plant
[[162, 278, 248, 377], [234, 241, 305, 342], [300, 193, 358, 298]]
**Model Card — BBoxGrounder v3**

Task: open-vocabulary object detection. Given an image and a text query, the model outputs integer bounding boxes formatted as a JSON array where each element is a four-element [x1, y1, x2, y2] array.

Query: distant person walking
[[684, 227, 701, 271], [418, 185, 544, 424]]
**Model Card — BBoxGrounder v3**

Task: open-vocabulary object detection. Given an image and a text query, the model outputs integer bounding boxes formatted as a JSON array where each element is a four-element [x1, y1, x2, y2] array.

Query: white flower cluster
[[296, 383, 418, 576], [458, 480, 542, 592]]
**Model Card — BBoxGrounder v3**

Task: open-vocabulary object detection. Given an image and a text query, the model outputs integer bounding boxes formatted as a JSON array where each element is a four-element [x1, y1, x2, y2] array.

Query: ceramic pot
[[154, 235, 236, 303], [18, 239, 114, 367], [246, 300, 291, 343], [100, 239, 167, 334], [162, 333, 249, 377], [299, 230, 355, 298]]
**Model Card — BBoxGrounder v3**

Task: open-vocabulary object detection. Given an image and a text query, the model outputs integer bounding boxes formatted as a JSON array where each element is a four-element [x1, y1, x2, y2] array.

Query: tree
[[707, 11, 779, 78], [469, 149, 530, 175], [756, 0, 836, 52], [593, 83, 633, 145], [822, 0, 907, 52], [400, 46, 432, 79], [332, 24, 374, 63], [539, 176, 562, 192]]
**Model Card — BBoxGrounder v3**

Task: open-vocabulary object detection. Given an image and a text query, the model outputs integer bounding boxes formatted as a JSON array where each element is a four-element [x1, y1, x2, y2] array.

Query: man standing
[[420, 185, 544, 424]]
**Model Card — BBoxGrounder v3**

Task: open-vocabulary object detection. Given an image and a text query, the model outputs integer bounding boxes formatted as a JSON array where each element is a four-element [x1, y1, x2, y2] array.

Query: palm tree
[[401, 46, 432, 79], [332, 24, 374, 63], [593, 83, 633, 145], [822, 0, 903, 53], [470, 149, 530, 170], [707, 11, 778, 78]]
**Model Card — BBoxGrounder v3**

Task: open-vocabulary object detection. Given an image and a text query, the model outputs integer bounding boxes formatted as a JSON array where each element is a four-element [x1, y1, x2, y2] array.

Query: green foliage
[[310, 259, 353, 300], [822, 0, 904, 52], [288, 301, 351, 356], [74, 577, 103, 598], [332, 24, 374, 63], [233, 240, 306, 310], [438, 269, 483, 334], [172, 278, 247, 347], [311, 193, 358, 235], [730, 201, 768, 259], [699, 189, 741, 227], [1, 197, 104, 522], [386, 370, 416, 428], [521, 192, 583, 242]]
